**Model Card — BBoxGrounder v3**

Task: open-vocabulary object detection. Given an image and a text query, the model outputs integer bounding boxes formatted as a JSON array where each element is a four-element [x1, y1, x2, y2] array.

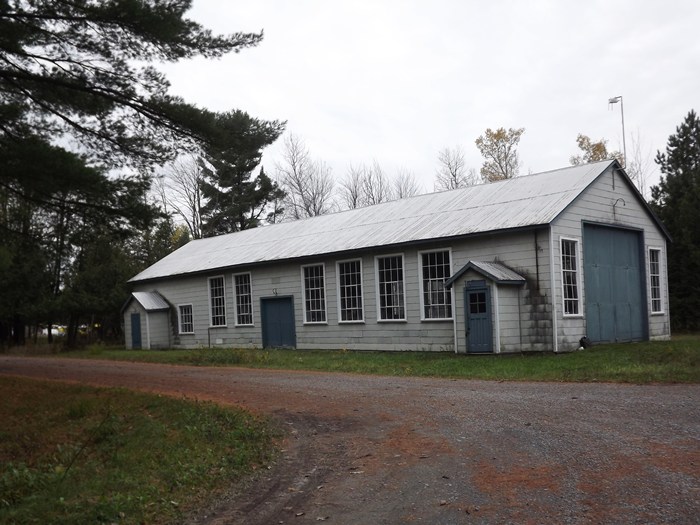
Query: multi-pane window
[[303, 264, 327, 323], [469, 292, 487, 315], [420, 250, 452, 319], [208, 276, 226, 326], [649, 249, 662, 313], [234, 273, 253, 325], [337, 260, 363, 322], [178, 304, 193, 334], [561, 239, 580, 316], [377, 255, 405, 320]]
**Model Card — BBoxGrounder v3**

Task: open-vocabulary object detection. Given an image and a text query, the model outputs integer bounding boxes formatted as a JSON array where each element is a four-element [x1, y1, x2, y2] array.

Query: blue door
[[465, 282, 492, 353], [130, 313, 142, 349], [261, 297, 296, 348], [583, 224, 646, 342]]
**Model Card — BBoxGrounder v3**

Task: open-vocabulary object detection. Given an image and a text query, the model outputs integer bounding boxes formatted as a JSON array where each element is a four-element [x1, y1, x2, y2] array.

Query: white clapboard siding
[[551, 163, 670, 347]]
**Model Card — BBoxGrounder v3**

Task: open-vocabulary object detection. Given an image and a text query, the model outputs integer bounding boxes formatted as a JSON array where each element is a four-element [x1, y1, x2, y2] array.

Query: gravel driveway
[[1, 356, 698, 524]]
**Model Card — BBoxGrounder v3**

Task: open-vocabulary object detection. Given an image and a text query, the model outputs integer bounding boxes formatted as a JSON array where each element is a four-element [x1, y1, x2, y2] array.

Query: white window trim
[[207, 275, 227, 327], [177, 303, 194, 334], [374, 253, 407, 322], [301, 263, 328, 325], [560, 237, 583, 318], [233, 272, 255, 326], [336, 258, 365, 324], [648, 247, 665, 315], [418, 248, 454, 321]]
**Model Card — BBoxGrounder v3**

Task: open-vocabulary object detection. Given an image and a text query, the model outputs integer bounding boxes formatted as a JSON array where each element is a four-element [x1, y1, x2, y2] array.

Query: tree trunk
[[12, 314, 26, 346]]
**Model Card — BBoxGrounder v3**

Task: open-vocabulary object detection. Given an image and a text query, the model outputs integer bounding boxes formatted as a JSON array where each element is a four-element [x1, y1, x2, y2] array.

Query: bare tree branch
[[393, 167, 421, 199], [435, 146, 477, 190], [276, 133, 335, 219], [159, 154, 205, 238]]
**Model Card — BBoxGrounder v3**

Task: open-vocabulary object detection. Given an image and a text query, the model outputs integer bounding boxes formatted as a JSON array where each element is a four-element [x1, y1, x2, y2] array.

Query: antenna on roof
[[607, 95, 626, 168]]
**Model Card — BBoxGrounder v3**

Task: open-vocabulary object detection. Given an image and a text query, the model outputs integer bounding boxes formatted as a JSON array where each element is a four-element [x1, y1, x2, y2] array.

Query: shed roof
[[130, 160, 630, 283], [445, 261, 527, 288], [128, 291, 170, 311]]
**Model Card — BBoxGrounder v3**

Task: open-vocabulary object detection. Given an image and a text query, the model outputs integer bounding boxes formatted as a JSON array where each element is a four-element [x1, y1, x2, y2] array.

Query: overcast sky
[[160, 0, 699, 197]]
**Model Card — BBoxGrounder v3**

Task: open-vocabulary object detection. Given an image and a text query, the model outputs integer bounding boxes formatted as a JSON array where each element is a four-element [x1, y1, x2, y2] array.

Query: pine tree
[[0, 1, 282, 345], [0, 0, 263, 169], [650, 110, 700, 330], [200, 111, 285, 235]]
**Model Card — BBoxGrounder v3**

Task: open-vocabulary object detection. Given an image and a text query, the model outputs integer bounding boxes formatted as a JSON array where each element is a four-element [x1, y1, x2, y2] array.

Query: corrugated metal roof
[[130, 161, 614, 283], [445, 261, 527, 288], [131, 291, 170, 311]]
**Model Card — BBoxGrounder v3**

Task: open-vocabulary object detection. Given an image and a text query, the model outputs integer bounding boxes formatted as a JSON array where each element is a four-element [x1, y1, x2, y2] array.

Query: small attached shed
[[122, 291, 171, 349], [446, 261, 528, 354]]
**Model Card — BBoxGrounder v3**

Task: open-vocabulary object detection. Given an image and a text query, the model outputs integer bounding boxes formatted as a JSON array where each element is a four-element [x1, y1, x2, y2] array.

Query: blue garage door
[[261, 296, 296, 348], [583, 224, 646, 342]]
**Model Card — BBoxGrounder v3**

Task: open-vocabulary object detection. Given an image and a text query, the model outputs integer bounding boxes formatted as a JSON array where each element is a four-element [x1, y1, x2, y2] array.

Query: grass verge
[[56, 335, 700, 384], [0, 377, 276, 525]]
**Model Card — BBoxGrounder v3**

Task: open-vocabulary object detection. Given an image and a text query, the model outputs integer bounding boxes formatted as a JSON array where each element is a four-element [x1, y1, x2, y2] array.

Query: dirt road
[[1, 356, 698, 524]]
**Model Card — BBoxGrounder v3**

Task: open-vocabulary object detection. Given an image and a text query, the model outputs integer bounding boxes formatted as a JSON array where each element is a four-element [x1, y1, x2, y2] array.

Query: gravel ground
[[1, 356, 698, 524]]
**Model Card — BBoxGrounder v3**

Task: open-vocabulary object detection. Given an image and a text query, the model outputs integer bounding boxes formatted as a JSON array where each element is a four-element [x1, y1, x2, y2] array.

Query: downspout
[[493, 283, 501, 354], [452, 284, 458, 353], [145, 312, 151, 350], [534, 230, 540, 291], [549, 225, 559, 353]]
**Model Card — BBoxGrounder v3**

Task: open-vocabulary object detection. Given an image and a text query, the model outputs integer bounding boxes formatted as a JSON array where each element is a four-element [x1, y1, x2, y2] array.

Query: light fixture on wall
[[608, 96, 627, 168]]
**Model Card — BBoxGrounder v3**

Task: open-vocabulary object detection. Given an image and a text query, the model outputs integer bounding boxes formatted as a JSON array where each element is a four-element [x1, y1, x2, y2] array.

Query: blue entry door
[[131, 313, 142, 349], [465, 282, 492, 353], [261, 297, 296, 348]]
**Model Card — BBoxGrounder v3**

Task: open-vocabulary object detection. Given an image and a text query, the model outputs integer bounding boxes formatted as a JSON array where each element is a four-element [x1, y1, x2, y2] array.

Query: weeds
[[0, 377, 276, 525], [43, 335, 700, 384]]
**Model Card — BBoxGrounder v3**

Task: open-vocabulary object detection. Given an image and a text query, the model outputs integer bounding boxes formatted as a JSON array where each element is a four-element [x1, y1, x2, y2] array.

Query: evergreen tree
[[200, 111, 285, 235], [0, 0, 263, 169], [650, 110, 700, 330], [0, 1, 282, 346]]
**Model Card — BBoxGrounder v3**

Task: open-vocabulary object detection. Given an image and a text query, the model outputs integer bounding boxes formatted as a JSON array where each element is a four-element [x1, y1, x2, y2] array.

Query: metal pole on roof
[[608, 95, 627, 168]]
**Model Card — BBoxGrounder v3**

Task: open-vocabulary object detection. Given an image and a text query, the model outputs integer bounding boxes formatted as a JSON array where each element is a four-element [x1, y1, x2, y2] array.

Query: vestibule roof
[[130, 160, 625, 283], [123, 291, 170, 312], [445, 261, 527, 288]]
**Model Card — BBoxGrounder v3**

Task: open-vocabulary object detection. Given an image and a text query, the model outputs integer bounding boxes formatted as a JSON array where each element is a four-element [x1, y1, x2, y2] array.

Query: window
[[376, 255, 405, 321], [649, 248, 663, 313], [337, 260, 364, 322], [302, 264, 327, 323], [178, 304, 194, 334], [234, 273, 253, 325], [208, 276, 226, 326], [561, 239, 581, 316], [420, 250, 452, 319]]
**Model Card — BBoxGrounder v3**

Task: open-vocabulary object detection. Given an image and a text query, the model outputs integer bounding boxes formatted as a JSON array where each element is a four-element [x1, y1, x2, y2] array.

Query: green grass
[[0, 377, 277, 525], [58, 335, 700, 384]]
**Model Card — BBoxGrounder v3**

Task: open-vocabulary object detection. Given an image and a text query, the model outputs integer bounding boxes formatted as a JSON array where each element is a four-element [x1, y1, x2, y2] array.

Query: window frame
[[375, 253, 407, 322], [301, 263, 328, 324], [177, 304, 194, 334], [208, 275, 227, 327], [560, 237, 582, 317], [648, 247, 664, 314], [336, 258, 364, 324], [233, 272, 254, 326], [418, 248, 453, 321]]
